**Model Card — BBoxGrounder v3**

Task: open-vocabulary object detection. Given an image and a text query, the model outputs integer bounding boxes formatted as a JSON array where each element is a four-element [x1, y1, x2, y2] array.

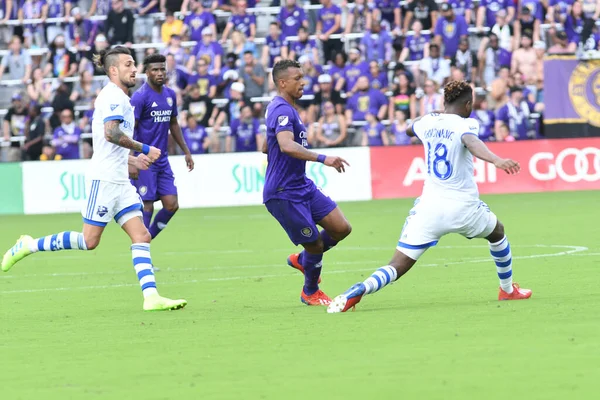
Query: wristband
[[317, 154, 326, 163], [142, 144, 150, 155]]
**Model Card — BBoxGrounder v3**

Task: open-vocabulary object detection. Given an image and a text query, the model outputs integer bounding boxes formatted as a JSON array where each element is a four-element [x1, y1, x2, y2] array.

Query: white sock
[[132, 243, 158, 298], [363, 265, 398, 295], [489, 236, 513, 293], [29, 232, 88, 253]]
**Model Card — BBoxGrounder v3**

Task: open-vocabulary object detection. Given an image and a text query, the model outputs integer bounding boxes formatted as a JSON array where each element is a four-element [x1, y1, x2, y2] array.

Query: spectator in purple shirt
[[478, 32, 512, 87], [317, 0, 342, 63], [361, 113, 389, 146], [284, 26, 319, 63], [162, 34, 189, 66], [183, 0, 216, 42], [51, 108, 81, 160], [68, 7, 100, 50], [190, 27, 223, 75], [495, 86, 535, 141], [187, 55, 217, 98], [262, 22, 283, 69], [366, 60, 388, 92], [549, 0, 574, 24], [345, 76, 388, 123], [360, 19, 393, 65], [373, 0, 401, 33], [564, 1, 585, 51], [221, 0, 256, 42], [344, 0, 372, 41], [19, 0, 47, 48], [471, 96, 495, 141], [477, 0, 515, 29], [183, 113, 210, 154], [44, 0, 71, 45], [227, 105, 261, 152], [451, 37, 479, 83], [278, 0, 308, 39], [335, 47, 369, 93], [399, 20, 430, 63], [328, 51, 346, 88], [389, 110, 414, 145], [434, 3, 469, 59], [447, 0, 473, 23]]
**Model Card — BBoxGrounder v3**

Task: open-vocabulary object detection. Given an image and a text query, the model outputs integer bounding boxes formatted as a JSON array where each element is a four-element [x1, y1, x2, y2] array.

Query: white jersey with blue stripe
[[88, 82, 135, 184], [412, 113, 480, 201]]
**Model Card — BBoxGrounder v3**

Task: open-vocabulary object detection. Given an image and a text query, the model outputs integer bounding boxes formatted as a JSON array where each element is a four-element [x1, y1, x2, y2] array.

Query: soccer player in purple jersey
[[263, 60, 352, 306], [130, 54, 195, 242]]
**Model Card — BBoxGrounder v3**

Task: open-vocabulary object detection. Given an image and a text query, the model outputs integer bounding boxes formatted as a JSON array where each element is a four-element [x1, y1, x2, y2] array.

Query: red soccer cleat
[[300, 289, 332, 306], [498, 283, 532, 300], [287, 253, 321, 284]]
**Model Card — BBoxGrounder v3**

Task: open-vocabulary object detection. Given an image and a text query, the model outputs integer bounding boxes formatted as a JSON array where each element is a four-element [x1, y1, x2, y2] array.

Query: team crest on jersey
[[110, 104, 119, 111], [301, 227, 313, 237], [97, 205, 108, 217], [167, 97, 173, 107], [139, 186, 148, 196], [278, 116, 289, 126]]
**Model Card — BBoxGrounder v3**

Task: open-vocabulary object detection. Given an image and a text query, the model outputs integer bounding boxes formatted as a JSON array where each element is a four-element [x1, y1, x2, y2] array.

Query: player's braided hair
[[92, 46, 132, 74], [444, 80, 472, 105], [272, 59, 301, 86]]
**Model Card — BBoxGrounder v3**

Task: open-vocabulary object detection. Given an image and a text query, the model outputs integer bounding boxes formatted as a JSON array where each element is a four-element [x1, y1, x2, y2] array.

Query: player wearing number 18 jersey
[[328, 80, 532, 313]]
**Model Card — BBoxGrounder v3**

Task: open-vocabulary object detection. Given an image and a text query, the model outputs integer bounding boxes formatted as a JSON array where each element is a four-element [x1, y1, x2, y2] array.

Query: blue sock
[[142, 209, 153, 230], [363, 266, 398, 295], [29, 232, 88, 253], [298, 230, 338, 266], [132, 243, 158, 298], [149, 209, 175, 239], [489, 236, 513, 293], [302, 252, 323, 295]]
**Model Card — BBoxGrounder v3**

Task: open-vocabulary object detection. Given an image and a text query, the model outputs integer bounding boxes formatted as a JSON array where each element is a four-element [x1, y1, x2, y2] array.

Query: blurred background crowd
[[0, 0, 599, 161]]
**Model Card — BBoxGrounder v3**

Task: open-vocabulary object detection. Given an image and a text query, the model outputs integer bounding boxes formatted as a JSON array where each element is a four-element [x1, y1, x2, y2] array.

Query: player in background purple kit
[[130, 54, 195, 243], [263, 59, 352, 306]]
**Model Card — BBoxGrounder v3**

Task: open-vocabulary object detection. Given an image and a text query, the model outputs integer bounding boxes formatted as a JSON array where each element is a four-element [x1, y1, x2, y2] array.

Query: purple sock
[[302, 252, 323, 295], [149, 208, 176, 239], [298, 230, 338, 266], [142, 210, 153, 230]]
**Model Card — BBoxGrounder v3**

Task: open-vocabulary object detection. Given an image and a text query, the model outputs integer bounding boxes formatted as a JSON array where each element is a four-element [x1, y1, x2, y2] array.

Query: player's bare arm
[[276, 131, 349, 173], [169, 118, 194, 171], [461, 134, 520, 175], [104, 120, 161, 161]]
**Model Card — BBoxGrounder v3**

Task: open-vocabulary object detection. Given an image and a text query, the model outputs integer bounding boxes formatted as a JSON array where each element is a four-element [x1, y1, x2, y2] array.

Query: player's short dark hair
[[272, 59, 301, 86], [444, 80, 472, 105], [143, 54, 166, 67], [92, 46, 132, 74]]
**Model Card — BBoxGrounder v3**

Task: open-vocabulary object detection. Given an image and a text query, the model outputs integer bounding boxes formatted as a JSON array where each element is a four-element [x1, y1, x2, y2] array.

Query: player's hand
[[324, 156, 350, 173], [129, 164, 139, 180], [135, 154, 152, 171], [147, 146, 161, 162], [494, 158, 520, 175], [185, 153, 195, 171]]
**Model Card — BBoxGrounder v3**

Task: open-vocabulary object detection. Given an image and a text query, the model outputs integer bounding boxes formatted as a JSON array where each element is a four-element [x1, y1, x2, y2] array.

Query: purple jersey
[[347, 89, 388, 121], [193, 41, 223, 72], [264, 96, 315, 202], [230, 118, 260, 152], [279, 6, 306, 39], [318, 4, 342, 34], [46, 0, 65, 18], [52, 125, 81, 159], [343, 61, 369, 92], [329, 64, 345, 85], [287, 39, 318, 61], [496, 101, 530, 140], [391, 124, 411, 145], [364, 122, 386, 146], [228, 13, 256, 37], [22, 0, 45, 29], [472, 109, 495, 141], [405, 34, 430, 61], [183, 125, 208, 154], [434, 15, 469, 57], [131, 83, 178, 162], [187, 73, 216, 96], [375, 0, 400, 25], [68, 19, 99, 46], [140, 0, 159, 13], [369, 72, 389, 91], [184, 12, 216, 42], [361, 29, 392, 64], [521, 0, 544, 20], [1, 0, 19, 19], [479, 0, 512, 26], [265, 35, 283, 67], [447, 0, 472, 18], [564, 15, 585, 43], [550, 0, 574, 21]]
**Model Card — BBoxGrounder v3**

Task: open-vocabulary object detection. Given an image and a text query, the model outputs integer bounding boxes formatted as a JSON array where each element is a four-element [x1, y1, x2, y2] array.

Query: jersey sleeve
[[101, 90, 128, 124], [411, 116, 426, 139], [461, 118, 480, 138], [270, 104, 295, 135]]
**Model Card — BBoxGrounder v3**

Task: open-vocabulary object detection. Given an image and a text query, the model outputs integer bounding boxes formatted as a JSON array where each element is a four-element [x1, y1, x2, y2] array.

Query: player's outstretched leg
[[148, 195, 178, 240], [120, 215, 187, 311], [1, 231, 90, 272], [486, 221, 532, 300], [299, 241, 332, 306], [328, 249, 418, 313]]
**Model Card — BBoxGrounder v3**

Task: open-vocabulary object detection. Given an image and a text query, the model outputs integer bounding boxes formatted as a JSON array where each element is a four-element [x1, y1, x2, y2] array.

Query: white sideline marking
[[0, 245, 592, 294]]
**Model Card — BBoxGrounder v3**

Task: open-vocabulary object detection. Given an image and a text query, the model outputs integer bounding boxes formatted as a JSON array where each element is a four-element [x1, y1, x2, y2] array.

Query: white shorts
[[397, 197, 498, 260], [82, 180, 143, 227]]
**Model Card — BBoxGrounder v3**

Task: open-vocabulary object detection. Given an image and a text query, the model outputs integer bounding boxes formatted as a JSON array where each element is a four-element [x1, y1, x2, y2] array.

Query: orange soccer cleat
[[498, 283, 532, 300], [300, 289, 331, 306], [287, 253, 322, 284]]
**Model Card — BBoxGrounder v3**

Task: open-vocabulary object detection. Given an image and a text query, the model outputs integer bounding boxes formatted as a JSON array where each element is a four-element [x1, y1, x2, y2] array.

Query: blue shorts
[[131, 160, 178, 202], [265, 189, 338, 246]]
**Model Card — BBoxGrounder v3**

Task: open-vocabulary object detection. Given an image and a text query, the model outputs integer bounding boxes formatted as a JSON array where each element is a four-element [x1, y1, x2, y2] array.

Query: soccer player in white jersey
[[328, 81, 532, 313], [1, 47, 187, 312]]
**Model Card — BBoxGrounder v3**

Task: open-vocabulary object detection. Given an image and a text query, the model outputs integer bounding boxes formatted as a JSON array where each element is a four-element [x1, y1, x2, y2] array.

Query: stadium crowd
[[0, 0, 599, 160]]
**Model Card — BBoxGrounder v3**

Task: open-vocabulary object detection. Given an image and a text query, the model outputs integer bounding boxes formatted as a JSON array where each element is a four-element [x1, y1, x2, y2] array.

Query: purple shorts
[[131, 160, 178, 202], [265, 189, 337, 246]]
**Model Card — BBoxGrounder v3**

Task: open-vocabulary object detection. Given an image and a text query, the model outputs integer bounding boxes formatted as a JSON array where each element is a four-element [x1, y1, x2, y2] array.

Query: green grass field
[[1, 191, 599, 400]]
